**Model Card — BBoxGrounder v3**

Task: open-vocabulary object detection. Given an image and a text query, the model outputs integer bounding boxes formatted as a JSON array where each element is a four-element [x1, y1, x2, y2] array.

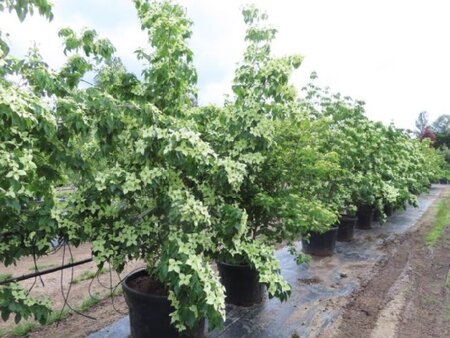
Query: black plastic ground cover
[[88, 185, 443, 338]]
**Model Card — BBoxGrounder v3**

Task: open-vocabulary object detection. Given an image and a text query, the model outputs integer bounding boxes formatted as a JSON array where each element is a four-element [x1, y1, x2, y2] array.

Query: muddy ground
[[330, 187, 450, 338], [1, 186, 449, 338]]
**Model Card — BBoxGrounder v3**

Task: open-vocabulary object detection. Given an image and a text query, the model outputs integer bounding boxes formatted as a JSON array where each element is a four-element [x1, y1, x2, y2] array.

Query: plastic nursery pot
[[384, 204, 394, 217], [356, 204, 375, 229], [217, 261, 265, 306], [302, 226, 338, 257], [373, 211, 380, 222], [122, 269, 205, 338], [337, 215, 357, 242]]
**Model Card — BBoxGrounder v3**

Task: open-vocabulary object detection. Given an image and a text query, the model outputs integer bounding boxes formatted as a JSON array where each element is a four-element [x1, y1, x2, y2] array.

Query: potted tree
[[54, 1, 256, 336], [61, 1, 294, 334], [303, 83, 387, 230], [193, 6, 338, 300], [271, 117, 342, 256], [301, 80, 371, 237], [1, 1, 283, 336], [302, 78, 445, 233], [190, 6, 300, 306], [0, 0, 66, 325]]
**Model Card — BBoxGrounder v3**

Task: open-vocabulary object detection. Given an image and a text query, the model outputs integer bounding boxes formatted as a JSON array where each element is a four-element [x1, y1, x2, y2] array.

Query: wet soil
[[333, 188, 450, 338], [396, 221, 450, 337]]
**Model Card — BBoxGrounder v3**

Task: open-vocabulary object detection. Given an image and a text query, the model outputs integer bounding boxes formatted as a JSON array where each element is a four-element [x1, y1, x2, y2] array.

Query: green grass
[[44, 309, 71, 325], [425, 197, 450, 246], [78, 296, 101, 312], [70, 268, 109, 285], [11, 322, 37, 337], [112, 287, 123, 296], [0, 291, 114, 337], [0, 272, 12, 283], [2, 307, 69, 337], [427, 197, 450, 322]]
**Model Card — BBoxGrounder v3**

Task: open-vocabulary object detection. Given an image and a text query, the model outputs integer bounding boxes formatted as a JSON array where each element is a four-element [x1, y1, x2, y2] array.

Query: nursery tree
[[0, 0, 65, 325], [54, 1, 246, 332], [301, 76, 441, 219], [0, 0, 53, 22], [0, 0, 292, 333], [301, 78, 372, 213], [0, 0, 229, 331], [3, 1, 446, 334], [192, 6, 339, 273]]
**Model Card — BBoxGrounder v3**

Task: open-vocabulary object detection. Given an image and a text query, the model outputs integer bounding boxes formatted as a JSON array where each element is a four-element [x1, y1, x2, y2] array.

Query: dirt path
[[333, 188, 450, 338], [397, 223, 450, 337]]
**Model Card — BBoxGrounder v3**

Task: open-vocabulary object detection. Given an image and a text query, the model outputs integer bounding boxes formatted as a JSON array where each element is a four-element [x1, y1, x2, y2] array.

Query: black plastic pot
[[123, 269, 205, 338], [302, 226, 338, 256], [384, 204, 394, 217], [439, 178, 448, 184], [356, 204, 375, 229], [337, 216, 357, 242], [373, 211, 380, 222], [217, 261, 265, 306]]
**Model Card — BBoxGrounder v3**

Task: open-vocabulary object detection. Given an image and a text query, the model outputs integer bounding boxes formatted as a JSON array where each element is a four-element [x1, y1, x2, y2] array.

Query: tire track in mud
[[334, 188, 450, 338], [333, 237, 410, 337], [396, 226, 450, 337]]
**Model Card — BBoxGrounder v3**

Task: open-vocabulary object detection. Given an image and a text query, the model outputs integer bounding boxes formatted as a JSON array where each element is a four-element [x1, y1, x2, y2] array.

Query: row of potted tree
[[1, 1, 448, 337]]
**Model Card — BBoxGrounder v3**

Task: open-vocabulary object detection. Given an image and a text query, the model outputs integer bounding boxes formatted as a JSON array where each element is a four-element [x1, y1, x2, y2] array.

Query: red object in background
[[421, 126, 436, 142]]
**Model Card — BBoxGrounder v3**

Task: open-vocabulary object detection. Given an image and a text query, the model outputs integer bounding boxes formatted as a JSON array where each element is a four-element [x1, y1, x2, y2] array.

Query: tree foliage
[[415, 110, 430, 137], [301, 76, 445, 220], [432, 114, 450, 150], [432, 114, 450, 134], [1, 1, 449, 334]]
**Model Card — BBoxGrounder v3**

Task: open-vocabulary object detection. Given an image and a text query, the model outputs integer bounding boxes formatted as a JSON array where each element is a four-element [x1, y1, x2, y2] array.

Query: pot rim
[[217, 260, 254, 269], [302, 226, 339, 237], [339, 214, 358, 220], [122, 268, 169, 300], [318, 225, 339, 232]]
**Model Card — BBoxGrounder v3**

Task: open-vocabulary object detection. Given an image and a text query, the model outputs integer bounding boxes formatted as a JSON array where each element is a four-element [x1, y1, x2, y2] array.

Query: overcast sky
[[1, 0, 449, 130]]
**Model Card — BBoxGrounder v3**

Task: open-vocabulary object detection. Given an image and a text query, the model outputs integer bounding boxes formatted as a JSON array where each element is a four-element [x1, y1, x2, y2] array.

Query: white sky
[[1, 0, 450, 130]]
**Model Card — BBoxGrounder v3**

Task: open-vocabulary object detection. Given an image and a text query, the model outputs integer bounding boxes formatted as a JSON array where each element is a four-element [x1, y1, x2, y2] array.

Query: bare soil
[[0, 244, 144, 337], [332, 188, 450, 338], [27, 296, 128, 338]]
